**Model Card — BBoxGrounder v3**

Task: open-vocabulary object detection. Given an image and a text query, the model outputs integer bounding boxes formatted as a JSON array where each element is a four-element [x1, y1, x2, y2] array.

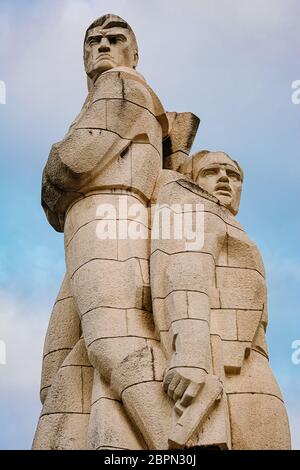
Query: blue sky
[[0, 0, 299, 449]]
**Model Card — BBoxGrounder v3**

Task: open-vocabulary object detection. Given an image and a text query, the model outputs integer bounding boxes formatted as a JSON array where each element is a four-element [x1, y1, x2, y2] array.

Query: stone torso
[[41, 67, 168, 232]]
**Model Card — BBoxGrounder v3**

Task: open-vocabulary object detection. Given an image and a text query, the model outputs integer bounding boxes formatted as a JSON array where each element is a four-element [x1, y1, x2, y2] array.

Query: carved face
[[195, 152, 243, 215], [84, 26, 138, 80]]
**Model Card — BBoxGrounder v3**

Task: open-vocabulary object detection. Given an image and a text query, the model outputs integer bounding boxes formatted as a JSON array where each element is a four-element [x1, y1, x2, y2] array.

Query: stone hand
[[163, 367, 207, 407]]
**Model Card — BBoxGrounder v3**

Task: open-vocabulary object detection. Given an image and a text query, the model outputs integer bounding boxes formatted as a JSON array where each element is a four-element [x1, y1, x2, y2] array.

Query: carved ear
[[133, 51, 139, 69]]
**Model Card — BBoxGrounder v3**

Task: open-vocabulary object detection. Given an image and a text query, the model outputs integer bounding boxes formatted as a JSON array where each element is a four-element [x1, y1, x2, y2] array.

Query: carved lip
[[214, 184, 232, 195], [96, 54, 113, 61]]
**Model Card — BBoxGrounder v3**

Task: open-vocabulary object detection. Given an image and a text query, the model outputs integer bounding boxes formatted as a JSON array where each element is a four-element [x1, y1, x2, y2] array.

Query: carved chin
[[87, 60, 115, 77], [215, 193, 232, 207]]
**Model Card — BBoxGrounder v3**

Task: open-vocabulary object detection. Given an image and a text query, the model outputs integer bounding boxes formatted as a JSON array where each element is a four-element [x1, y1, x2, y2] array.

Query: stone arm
[[160, 251, 216, 406], [41, 67, 168, 232], [151, 176, 226, 406]]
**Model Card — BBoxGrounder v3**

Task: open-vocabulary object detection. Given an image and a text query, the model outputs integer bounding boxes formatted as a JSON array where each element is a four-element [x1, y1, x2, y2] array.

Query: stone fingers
[[180, 382, 202, 408]]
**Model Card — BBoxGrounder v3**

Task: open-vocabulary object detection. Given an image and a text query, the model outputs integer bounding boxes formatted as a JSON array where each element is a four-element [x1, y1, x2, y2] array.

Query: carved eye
[[227, 171, 240, 181], [203, 169, 218, 177]]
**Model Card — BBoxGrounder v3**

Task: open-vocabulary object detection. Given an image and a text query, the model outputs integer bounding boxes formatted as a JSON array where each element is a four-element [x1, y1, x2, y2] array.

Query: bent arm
[[42, 68, 164, 231], [151, 178, 226, 401]]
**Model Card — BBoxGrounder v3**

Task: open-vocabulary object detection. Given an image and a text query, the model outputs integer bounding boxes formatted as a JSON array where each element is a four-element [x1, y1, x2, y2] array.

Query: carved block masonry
[[33, 13, 291, 450]]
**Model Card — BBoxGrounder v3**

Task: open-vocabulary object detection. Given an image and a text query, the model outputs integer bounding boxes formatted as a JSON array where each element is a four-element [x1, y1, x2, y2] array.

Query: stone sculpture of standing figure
[[33, 14, 291, 450], [150, 151, 291, 449]]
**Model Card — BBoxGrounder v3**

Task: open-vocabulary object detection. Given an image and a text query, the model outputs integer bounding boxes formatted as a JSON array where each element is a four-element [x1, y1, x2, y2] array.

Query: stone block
[[152, 298, 169, 332], [126, 308, 158, 340], [170, 319, 211, 371], [91, 370, 119, 405], [75, 99, 106, 129], [210, 309, 238, 341], [81, 307, 127, 345], [190, 394, 231, 450], [55, 275, 72, 301], [62, 338, 91, 367], [222, 340, 250, 374], [106, 100, 161, 151], [40, 349, 72, 401], [152, 252, 215, 299], [228, 393, 291, 449], [252, 324, 269, 359], [122, 381, 172, 450], [71, 258, 144, 315], [147, 339, 167, 381], [225, 350, 283, 398], [159, 330, 173, 359], [33, 413, 90, 450], [42, 365, 84, 415], [82, 367, 94, 414], [66, 220, 118, 277], [86, 336, 147, 384], [227, 225, 265, 276], [210, 334, 225, 380], [217, 267, 266, 310], [43, 297, 81, 356], [59, 128, 128, 175], [111, 344, 156, 397], [88, 397, 145, 450], [236, 309, 262, 342], [187, 291, 210, 321]]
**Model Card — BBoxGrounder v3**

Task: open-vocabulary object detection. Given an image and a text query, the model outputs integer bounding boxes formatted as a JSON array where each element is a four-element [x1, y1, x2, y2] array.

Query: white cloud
[[0, 289, 51, 448], [0, 0, 299, 449], [0, 290, 48, 392], [1, 0, 298, 141]]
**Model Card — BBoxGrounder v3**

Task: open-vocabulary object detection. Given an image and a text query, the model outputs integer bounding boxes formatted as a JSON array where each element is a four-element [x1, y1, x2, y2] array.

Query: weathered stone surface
[[35, 14, 291, 452], [33, 414, 90, 450], [163, 112, 200, 171], [88, 371, 145, 450], [71, 258, 145, 314], [229, 394, 291, 450]]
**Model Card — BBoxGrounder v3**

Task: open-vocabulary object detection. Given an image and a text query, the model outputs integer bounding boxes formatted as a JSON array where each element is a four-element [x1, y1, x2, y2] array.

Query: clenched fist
[[163, 367, 207, 407]]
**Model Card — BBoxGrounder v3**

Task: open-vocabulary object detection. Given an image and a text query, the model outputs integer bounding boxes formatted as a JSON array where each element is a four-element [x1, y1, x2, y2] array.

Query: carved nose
[[98, 37, 110, 52], [218, 170, 229, 182]]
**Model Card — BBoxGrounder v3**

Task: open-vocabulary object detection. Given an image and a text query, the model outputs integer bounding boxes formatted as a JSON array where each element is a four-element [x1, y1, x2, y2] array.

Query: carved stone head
[[84, 14, 139, 82], [184, 151, 243, 215]]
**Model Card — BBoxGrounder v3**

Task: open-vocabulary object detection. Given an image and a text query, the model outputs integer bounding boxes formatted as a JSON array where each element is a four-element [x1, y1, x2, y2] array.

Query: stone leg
[[33, 338, 93, 450], [88, 370, 147, 450], [228, 394, 291, 450], [40, 275, 81, 404], [65, 192, 172, 448], [225, 350, 291, 450]]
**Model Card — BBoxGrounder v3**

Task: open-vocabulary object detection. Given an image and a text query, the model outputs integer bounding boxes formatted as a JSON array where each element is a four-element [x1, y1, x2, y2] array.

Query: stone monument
[[33, 14, 291, 450]]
